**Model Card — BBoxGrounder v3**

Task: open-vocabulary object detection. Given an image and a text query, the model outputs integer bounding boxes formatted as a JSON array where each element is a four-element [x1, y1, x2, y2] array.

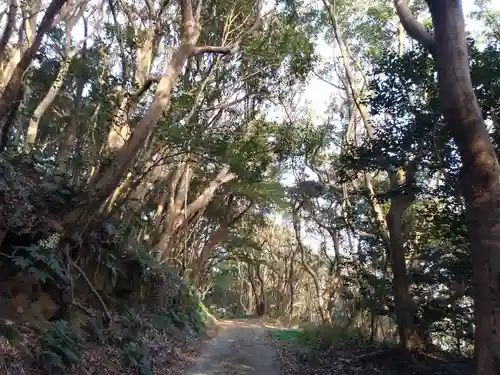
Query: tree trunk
[[256, 263, 267, 316], [292, 207, 329, 323], [25, 50, 76, 150], [386, 178, 422, 350], [0, 0, 18, 64], [395, 1, 500, 372], [288, 251, 295, 319], [0, 0, 68, 151], [430, 3, 500, 372], [155, 165, 237, 258], [63, 0, 261, 234]]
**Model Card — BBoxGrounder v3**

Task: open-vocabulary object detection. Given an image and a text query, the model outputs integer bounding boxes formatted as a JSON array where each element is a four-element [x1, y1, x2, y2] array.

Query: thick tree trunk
[[429, 3, 500, 373], [191, 201, 252, 276], [395, 1, 500, 372], [63, 0, 261, 235], [256, 264, 267, 316]]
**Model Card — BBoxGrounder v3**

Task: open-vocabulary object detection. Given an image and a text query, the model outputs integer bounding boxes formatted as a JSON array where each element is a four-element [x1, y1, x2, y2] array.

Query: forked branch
[[393, 0, 435, 53]]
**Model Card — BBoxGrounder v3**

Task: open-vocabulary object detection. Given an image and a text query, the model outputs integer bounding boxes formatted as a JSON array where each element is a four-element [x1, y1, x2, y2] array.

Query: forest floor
[[267, 324, 475, 375]]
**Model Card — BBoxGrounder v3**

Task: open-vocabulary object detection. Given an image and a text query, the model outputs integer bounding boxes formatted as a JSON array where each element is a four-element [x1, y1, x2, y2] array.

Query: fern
[[11, 244, 68, 283], [122, 341, 152, 375], [39, 320, 84, 373]]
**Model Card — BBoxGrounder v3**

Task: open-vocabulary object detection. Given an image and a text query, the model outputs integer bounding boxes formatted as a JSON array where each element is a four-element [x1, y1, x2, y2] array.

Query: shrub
[[122, 340, 152, 375], [39, 320, 84, 373], [300, 323, 368, 351]]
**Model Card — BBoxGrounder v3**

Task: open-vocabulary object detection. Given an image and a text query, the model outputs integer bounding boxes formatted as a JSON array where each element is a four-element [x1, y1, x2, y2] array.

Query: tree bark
[[386, 169, 422, 350], [0, 0, 68, 151], [0, 0, 18, 64], [292, 205, 329, 323], [155, 165, 237, 258], [24, 51, 76, 150], [395, 1, 500, 372]]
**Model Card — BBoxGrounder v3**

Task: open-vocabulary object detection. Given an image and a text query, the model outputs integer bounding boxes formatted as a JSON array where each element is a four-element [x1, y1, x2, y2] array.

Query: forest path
[[184, 319, 280, 375]]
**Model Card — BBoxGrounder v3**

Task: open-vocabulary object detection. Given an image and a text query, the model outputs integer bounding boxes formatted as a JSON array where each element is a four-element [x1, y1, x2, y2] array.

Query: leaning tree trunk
[[0, 0, 18, 64], [24, 51, 76, 150], [63, 0, 261, 234], [395, 1, 500, 373], [0, 0, 68, 151], [292, 206, 329, 323]]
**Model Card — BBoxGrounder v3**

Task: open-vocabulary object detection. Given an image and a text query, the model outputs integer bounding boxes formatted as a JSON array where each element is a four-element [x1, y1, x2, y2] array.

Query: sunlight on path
[[185, 320, 280, 375]]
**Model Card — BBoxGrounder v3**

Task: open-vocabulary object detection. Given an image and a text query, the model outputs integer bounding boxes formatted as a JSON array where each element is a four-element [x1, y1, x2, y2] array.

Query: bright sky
[[66, 0, 499, 126], [296, 1, 500, 128]]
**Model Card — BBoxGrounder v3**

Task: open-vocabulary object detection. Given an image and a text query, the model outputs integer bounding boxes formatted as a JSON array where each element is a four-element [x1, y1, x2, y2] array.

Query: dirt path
[[185, 319, 280, 375]]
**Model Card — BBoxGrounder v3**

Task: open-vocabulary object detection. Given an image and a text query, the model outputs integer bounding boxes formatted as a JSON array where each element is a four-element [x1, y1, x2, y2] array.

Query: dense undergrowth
[[271, 324, 474, 375], [0, 156, 216, 374]]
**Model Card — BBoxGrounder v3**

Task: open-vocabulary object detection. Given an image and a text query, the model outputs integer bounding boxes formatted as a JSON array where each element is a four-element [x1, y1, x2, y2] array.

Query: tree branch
[[194, 0, 263, 55], [130, 76, 161, 99], [181, 0, 194, 24], [194, 45, 234, 55], [393, 0, 435, 53]]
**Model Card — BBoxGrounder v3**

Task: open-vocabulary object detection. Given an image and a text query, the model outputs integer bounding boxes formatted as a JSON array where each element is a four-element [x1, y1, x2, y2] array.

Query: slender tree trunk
[[288, 251, 295, 319], [292, 207, 329, 323], [0, 0, 68, 151], [24, 50, 76, 150], [329, 2, 421, 349], [0, 0, 18, 64], [386, 177, 422, 350]]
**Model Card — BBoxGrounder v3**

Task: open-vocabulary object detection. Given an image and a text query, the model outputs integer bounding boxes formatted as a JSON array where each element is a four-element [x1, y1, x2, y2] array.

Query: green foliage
[[106, 308, 154, 375], [272, 324, 376, 364], [0, 320, 21, 344], [39, 320, 84, 373], [10, 244, 68, 284], [271, 329, 304, 343], [166, 288, 211, 334], [122, 340, 152, 375], [299, 323, 369, 352]]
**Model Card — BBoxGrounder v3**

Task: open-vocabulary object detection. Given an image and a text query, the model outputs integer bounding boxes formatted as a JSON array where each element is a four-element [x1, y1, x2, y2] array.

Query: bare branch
[[393, 0, 435, 52], [180, 0, 194, 24], [194, 45, 234, 55], [201, 92, 273, 112], [194, 0, 202, 22]]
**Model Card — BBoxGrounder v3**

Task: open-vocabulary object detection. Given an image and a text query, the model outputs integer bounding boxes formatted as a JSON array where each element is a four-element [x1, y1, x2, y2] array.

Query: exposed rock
[[29, 292, 59, 320], [12, 293, 30, 315]]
